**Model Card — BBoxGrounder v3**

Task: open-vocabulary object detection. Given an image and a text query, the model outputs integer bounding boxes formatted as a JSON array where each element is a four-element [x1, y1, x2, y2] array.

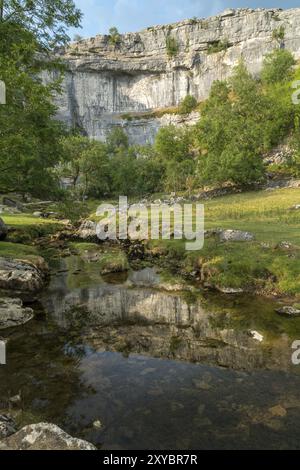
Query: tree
[[106, 127, 129, 154], [0, 23, 66, 197], [0, 0, 82, 49], [196, 64, 266, 186], [59, 135, 91, 189], [108, 27, 121, 46], [179, 95, 198, 115], [261, 49, 295, 84], [155, 125, 192, 163]]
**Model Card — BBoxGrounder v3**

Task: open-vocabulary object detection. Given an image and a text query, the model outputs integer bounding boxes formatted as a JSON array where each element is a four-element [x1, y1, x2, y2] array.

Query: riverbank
[[0, 185, 299, 304]]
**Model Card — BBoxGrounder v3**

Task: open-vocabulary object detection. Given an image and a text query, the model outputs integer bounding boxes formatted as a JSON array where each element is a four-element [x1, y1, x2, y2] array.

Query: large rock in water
[[0, 298, 34, 329], [0, 218, 7, 240], [1, 423, 96, 450], [0, 257, 46, 292]]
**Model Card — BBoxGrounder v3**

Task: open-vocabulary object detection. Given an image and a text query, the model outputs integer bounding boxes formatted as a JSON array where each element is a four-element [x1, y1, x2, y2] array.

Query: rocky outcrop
[[219, 230, 255, 242], [0, 218, 7, 241], [1, 423, 96, 450], [52, 8, 300, 144], [0, 298, 34, 329], [0, 257, 47, 293], [75, 220, 98, 241]]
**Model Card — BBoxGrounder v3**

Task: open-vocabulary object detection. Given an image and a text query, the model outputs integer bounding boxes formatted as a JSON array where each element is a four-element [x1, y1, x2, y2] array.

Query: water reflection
[[1, 256, 300, 449]]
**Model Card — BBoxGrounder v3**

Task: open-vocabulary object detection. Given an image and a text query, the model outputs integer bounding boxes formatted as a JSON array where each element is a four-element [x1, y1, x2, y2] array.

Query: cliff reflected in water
[[1, 256, 300, 449]]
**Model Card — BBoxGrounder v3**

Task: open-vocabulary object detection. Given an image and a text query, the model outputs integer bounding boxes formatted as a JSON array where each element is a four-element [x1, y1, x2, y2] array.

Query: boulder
[[0, 257, 46, 293], [76, 220, 98, 241], [0, 416, 17, 439], [0, 218, 8, 241], [219, 230, 255, 242], [276, 306, 300, 318], [2, 423, 97, 450], [0, 298, 34, 329]]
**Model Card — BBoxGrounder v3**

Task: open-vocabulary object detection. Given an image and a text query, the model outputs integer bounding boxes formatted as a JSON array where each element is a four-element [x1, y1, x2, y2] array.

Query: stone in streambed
[[0, 257, 46, 293], [2, 423, 97, 451], [0, 298, 34, 329]]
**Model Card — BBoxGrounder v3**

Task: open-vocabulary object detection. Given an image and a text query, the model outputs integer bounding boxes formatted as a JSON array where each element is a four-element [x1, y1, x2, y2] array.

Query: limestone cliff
[[53, 8, 300, 144]]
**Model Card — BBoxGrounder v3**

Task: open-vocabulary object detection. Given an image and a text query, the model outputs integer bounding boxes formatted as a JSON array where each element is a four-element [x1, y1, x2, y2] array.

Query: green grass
[[145, 187, 300, 297], [1, 213, 62, 244], [0, 241, 39, 261]]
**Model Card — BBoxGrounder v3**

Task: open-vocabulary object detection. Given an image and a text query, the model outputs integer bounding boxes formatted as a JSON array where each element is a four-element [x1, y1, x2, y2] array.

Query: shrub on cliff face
[[179, 95, 198, 115], [166, 36, 179, 58], [108, 27, 121, 46]]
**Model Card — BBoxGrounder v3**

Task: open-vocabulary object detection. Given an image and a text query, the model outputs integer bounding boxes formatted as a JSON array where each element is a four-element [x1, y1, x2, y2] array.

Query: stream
[[1, 255, 300, 450]]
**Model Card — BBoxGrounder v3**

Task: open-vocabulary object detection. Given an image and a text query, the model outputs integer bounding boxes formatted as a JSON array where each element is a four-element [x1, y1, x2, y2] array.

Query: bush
[[179, 95, 198, 115], [109, 27, 121, 46], [166, 36, 179, 58], [272, 26, 285, 43], [207, 39, 229, 55], [261, 49, 295, 84]]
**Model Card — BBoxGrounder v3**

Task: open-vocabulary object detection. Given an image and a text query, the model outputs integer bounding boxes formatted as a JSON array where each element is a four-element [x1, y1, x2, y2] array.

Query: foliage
[[166, 36, 179, 58], [207, 39, 230, 55], [272, 26, 285, 44], [261, 49, 295, 84], [179, 95, 198, 115], [0, 0, 82, 49], [195, 54, 300, 187], [0, 22, 67, 197], [108, 27, 121, 46]]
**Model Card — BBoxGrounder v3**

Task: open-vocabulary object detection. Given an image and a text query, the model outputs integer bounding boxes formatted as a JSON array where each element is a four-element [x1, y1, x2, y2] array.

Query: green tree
[[106, 127, 129, 154], [196, 64, 266, 186], [155, 125, 192, 163], [0, 0, 82, 48], [108, 27, 121, 46], [261, 49, 295, 84], [179, 95, 198, 115], [0, 23, 66, 197]]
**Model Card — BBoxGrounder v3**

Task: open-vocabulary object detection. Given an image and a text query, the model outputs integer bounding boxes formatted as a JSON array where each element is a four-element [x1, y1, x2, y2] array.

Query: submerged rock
[[276, 306, 300, 318], [0, 298, 34, 329], [0, 218, 8, 241], [219, 230, 255, 242], [2, 423, 97, 451], [0, 257, 46, 292]]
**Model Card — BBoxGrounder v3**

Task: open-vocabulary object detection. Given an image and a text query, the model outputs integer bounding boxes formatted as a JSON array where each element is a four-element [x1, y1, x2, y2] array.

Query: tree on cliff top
[[0, 0, 82, 48]]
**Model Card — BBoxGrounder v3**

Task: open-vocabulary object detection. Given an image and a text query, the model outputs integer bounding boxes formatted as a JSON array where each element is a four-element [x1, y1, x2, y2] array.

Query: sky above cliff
[[70, 1, 299, 38]]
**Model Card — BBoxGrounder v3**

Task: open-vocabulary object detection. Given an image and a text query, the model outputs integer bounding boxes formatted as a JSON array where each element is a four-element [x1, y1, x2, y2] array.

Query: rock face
[[2, 423, 96, 450], [0, 298, 34, 329], [0, 258, 46, 293], [0, 218, 7, 241], [52, 8, 300, 144]]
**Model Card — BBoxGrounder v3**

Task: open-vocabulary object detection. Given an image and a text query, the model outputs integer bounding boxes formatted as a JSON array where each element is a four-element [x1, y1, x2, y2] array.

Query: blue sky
[[70, 1, 300, 38]]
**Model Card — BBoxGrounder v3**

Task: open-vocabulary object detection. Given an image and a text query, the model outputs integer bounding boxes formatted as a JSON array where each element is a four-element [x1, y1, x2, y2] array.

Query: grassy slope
[[148, 188, 300, 297]]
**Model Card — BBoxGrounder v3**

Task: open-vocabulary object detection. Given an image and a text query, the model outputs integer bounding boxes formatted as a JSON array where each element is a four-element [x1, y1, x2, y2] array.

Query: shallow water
[[1, 256, 300, 450]]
